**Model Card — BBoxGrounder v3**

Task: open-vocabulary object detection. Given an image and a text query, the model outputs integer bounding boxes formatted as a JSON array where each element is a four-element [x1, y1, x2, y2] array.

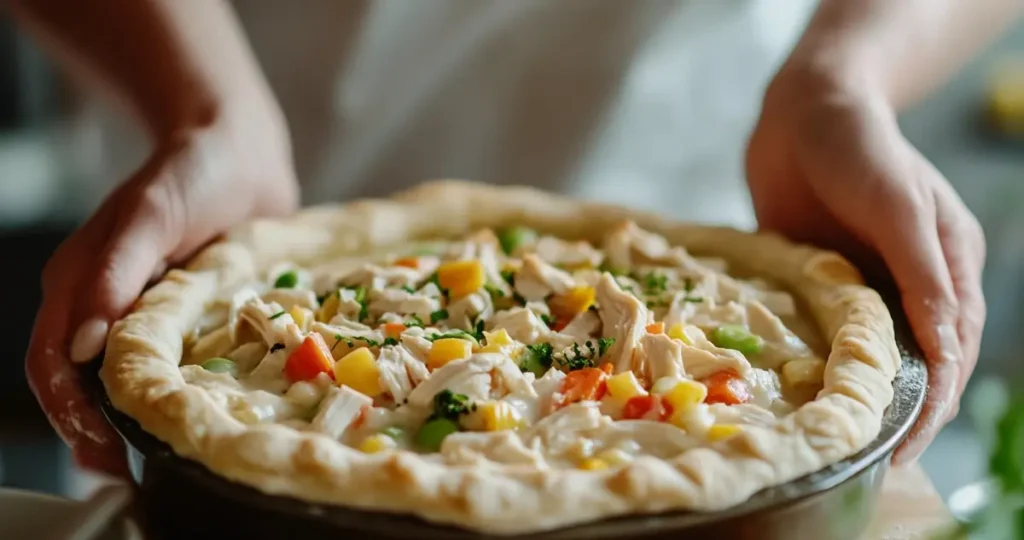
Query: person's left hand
[[745, 63, 986, 464]]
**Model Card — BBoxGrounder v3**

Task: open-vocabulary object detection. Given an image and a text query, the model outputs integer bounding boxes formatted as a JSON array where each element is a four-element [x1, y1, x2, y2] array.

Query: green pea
[[519, 349, 549, 378], [381, 426, 405, 441], [497, 226, 537, 255], [274, 270, 299, 288], [709, 325, 764, 356], [415, 418, 460, 452], [200, 357, 238, 377]]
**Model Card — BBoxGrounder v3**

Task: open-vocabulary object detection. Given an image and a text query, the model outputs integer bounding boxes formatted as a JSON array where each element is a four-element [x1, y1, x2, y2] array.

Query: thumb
[[69, 178, 184, 364]]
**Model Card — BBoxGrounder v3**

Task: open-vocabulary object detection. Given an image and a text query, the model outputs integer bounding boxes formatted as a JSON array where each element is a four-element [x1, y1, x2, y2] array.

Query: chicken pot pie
[[101, 180, 899, 535]]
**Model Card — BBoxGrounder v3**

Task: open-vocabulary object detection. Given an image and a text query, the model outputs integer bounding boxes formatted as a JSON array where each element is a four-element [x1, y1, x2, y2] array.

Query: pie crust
[[100, 180, 900, 534]]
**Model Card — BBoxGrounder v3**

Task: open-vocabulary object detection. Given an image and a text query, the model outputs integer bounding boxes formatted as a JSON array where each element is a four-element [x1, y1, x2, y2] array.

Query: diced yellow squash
[[359, 433, 397, 454], [289, 305, 312, 332], [667, 323, 692, 345], [707, 423, 742, 442], [480, 401, 523, 431], [437, 260, 485, 299], [549, 286, 596, 320], [595, 448, 634, 466], [428, 338, 473, 369], [334, 347, 382, 397], [662, 379, 708, 411], [606, 371, 647, 404], [318, 292, 339, 322], [578, 457, 609, 471]]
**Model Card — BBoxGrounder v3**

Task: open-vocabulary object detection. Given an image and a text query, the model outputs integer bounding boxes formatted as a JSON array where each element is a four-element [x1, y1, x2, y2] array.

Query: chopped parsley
[[426, 330, 478, 343], [642, 271, 668, 294], [470, 318, 486, 342], [430, 309, 449, 324], [346, 286, 369, 322], [684, 296, 704, 303], [646, 300, 669, 309], [270, 343, 285, 354], [316, 291, 333, 305], [404, 314, 425, 328], [273, 270, 299, 289], [332, 334, 381, 350], [683, 277, 696, 293], [512, 292, 527, 306], [553, 338, 615, 371], [269, 311, 287, 320], [520, 343, 554, 376], [401, 285, 416, 294], [383, 337, 400, 347], [539, 313, 555, 327], [500, 269, 516, 286], [484, 282, 506, 301], [431, 390, 476, 421], [597, 337, 615, 357], [599, 262, 627, 276]]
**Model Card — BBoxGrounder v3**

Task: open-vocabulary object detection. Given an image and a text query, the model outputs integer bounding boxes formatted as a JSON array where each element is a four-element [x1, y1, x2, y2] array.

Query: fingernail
[[70, 318, 109, 363]]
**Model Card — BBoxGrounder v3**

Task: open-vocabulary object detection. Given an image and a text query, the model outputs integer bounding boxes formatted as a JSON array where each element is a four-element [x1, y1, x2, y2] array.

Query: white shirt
[[80, 0, 817, 229]]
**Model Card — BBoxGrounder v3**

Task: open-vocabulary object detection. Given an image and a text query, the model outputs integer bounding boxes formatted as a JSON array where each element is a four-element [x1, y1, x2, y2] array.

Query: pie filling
[[181, 221, 829, 470]]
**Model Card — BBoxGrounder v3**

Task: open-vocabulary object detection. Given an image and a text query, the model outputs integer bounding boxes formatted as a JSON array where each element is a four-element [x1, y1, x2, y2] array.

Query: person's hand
[[25, 112, 299, 476], [745, 64, 986, 464]]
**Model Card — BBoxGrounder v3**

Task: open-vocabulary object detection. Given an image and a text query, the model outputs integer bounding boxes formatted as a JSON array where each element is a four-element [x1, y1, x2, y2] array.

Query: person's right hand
[[25, 114, 299, 476]]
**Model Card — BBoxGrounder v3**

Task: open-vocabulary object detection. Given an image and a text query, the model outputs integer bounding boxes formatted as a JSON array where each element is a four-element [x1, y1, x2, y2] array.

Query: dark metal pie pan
[[84, 293, 927, 540]]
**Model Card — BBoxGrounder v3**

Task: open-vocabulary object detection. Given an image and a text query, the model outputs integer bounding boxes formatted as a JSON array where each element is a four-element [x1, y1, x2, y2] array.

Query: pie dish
[[100, 180, 901, 535]]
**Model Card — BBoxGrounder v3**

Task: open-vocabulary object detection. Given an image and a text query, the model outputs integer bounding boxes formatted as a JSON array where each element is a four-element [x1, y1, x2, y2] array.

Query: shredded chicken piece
[[311, 320, 383, 346], [400, 331, 434, 364], [743, 368, 784, 410], [558, 311, 601, 342], [226, 341, 269, 374], [514, 254, 575, 302], [446, 290, 494, 331], [634, 333, 685, 382], [596, 420, 697, 457], [492, 358, 537, 397], [190, 325, 233, 363], [534, 236, 604, 269], [594, 273, 648, 373], [377, 346, 417, 403], [406, 353, 504, 408], [487, 307, 552, 344], [338, 264, 426, 291], [229, 288, 262, 343], [309, 386, 373, 440], [238, 299, 305, 350], [262, 288, 318, 312], [679, 326, 751, 378], [368, 288, 441, 322]]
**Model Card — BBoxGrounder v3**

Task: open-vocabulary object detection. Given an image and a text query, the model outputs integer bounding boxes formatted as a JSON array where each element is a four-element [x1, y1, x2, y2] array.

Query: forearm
[[6, 0, 283, 140], [787, 0, 1024, 110]]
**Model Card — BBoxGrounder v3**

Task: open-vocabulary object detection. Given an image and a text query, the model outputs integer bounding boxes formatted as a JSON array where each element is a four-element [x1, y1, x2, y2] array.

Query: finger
[[69, 174, 185, 364], [933, 179, 987, 420], [25, 203, 130, 476]]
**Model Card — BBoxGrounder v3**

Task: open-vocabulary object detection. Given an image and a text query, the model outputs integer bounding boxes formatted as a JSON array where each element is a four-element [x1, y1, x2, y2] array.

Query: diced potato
[[662, 379, 708, 412], [606, 371, 647, 404], [781, 359, 827, 388], [359, 433, 397, 454], [334, 347, 382, 397], [578, 457, 609, 471], [706, 424, 742, 442], [667, 323, 692, 345], [289, 305, 313, 332], [483, 329, 513, 347], [318, 292, 340, 322], [480, 401, 523, 431], [549, 286, 596, 320], [428, 338, 473, 369], [437, 260, 485, 299]]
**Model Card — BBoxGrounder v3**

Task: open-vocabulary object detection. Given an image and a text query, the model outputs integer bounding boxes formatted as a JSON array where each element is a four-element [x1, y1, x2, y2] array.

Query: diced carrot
[[701, 369, 753, 405], [621, 395, 673, 421], [382, 323, 407, 340], [393, 256, 419, 269], [284, 334, 335, 382], [645, 322, 665, 334], [600, 363, 614, 376], [557, 367, 608, 407], [552, 317, 571, 332], [351, 404, 372, 429]]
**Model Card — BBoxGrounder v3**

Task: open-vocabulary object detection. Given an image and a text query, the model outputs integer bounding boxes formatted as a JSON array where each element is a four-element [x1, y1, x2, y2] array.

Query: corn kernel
[[667, 323, 692, 345], [359, 433, 397, 454], [606, 371, 647, 404], [437, 260, 485, 299], [289, 306, 312, 331], [428, 338, 473, 369], [334, 347, 382, 397], [483, 329, 513, 347], [662, 379, 708, 411], [549, 286, 596, 320], [707, 424, 742, 442], [595, 448, 634, 466], [318, 293, 340, 322], [578, 457, 609, 471], [481, 401, 523, 431]]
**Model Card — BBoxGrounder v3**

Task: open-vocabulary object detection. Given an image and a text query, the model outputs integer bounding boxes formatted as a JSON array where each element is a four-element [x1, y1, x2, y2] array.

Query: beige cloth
[[79, 0, 817, 228]]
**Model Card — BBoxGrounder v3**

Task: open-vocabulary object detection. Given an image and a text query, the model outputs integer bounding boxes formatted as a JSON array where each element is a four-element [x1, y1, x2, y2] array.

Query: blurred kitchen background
[[0, 6, 1021, 506]]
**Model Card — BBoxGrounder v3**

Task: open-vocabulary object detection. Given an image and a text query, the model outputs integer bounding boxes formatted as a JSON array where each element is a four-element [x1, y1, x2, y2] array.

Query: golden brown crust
[[101, 180, 900, 534]]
